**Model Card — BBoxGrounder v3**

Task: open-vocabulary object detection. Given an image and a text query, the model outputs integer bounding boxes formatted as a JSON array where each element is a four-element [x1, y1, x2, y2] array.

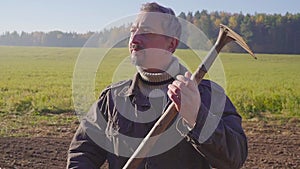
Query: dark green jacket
[[67, 73, 248, 169]]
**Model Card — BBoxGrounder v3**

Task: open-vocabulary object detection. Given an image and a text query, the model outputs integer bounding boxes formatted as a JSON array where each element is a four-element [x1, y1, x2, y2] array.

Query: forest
[[1, 10, 299, 54]]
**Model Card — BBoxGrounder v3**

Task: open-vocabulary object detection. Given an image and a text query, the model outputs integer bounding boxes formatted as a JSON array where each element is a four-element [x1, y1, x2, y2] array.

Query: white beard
[[130, 49, 146, 66], [130, 48, 172, 71]]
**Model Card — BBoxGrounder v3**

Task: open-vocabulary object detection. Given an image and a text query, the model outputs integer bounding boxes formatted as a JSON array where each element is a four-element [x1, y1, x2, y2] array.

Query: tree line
[[1, 11, 299, 54], [177, 10, 300, 54], [0, 31, 93, 47]]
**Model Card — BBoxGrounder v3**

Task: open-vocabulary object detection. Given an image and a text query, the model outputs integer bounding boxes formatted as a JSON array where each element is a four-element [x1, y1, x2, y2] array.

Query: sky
[[1, 0, 299, 34]]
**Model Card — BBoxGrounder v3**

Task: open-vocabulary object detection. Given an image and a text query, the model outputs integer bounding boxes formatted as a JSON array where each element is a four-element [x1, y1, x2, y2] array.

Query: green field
[[0, 46, 299, 136]]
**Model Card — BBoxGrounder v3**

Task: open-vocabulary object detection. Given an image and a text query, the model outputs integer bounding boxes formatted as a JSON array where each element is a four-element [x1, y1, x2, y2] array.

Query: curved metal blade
[[220, 24, 257, 59]]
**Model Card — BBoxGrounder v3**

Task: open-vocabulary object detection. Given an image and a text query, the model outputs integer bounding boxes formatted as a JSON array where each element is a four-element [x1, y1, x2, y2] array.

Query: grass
[[0, 46, 77, 114], [222, 53, 300, 118], [0, 46, 299, 136]]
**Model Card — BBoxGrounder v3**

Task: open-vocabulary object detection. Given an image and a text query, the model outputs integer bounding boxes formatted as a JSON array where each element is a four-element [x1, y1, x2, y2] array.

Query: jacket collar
[[117, 73, 151, 107]]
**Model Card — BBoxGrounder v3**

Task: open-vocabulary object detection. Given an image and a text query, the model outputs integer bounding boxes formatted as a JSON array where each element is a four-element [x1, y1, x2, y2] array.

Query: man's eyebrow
[[130, 25, 154, 33], [138, 25, 154, 31]]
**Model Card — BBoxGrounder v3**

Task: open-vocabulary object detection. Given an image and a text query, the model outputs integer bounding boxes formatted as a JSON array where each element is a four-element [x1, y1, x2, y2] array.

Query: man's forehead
[[132, 12, 170, 34]]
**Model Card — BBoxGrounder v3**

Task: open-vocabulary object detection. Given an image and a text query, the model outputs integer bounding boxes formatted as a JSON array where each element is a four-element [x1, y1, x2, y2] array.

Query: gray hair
[[140, 2, 181, 40]]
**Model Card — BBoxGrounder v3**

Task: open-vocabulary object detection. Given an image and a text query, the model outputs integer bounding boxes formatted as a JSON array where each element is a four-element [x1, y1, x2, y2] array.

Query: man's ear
[[168, 38, 179, 53]]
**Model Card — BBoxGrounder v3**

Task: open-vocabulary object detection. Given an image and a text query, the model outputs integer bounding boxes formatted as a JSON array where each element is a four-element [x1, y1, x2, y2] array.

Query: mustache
[[131, 44, 144, 51]]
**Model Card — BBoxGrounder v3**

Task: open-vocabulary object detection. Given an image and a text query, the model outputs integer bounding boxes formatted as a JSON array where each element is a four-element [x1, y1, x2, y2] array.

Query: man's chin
[[130, 55, 141, 66]]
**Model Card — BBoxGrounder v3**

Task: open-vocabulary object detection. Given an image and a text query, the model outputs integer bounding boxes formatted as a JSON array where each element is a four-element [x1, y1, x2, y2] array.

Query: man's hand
[[167, 71, 200, 127]]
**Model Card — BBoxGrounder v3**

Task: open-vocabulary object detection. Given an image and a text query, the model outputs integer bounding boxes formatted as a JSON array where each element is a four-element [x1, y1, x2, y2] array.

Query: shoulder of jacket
[[98, 79, 132, 98], [199, 79, 225, 93], [104, 79, 132, 91], [109, 79, 132, 88]]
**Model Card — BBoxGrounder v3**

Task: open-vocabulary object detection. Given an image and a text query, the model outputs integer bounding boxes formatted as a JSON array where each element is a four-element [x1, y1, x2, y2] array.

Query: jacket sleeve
[[67, 89, 111, 169], [185, 81, 248, 169], [67, 124, 107, 169]]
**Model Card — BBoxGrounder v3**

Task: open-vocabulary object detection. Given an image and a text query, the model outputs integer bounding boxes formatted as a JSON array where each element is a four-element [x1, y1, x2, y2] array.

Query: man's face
[[129, 12, 174, 72]]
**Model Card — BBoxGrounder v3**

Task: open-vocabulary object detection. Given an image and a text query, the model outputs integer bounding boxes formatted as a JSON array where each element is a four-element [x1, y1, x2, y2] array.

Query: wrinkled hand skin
[[167, 71, 200, 127]]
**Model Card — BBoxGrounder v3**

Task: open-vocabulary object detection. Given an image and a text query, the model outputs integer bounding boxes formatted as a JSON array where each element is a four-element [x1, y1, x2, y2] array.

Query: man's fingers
[[168, 84, 180, 95], [168, 71, 199, 112], [185, 71, 198, 87], [185, 71, 192, 79], [172, 79, 185, 89], [167, 89, 181, 110], [175, 72, 197, 92]]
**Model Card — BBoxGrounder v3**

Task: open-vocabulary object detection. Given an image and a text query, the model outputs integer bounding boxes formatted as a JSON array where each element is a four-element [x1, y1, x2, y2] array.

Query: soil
[[0, 118, 299, 169]]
